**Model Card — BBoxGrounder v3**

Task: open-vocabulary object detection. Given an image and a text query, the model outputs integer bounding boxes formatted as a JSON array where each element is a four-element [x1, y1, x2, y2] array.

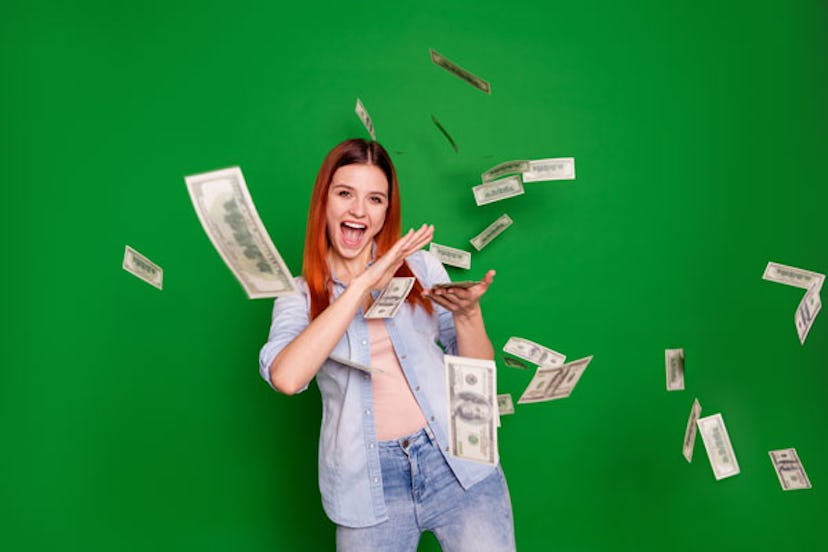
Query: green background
[[2, 0, 826, 550]]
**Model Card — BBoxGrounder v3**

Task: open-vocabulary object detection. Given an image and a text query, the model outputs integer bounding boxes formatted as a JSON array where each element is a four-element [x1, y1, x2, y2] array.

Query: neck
[[328, 246, 373, 284]]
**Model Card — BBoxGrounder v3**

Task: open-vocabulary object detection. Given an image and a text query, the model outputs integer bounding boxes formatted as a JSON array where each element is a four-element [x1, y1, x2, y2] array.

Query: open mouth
[[340, 221, 367, 247]]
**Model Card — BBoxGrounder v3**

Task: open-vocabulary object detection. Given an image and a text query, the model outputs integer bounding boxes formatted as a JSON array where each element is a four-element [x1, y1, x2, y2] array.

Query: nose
[[348, 197, 367, 218]]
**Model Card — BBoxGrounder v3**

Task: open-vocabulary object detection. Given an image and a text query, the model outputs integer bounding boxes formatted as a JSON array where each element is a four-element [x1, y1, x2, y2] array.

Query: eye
[[370, 195, 384, 204], [337, 190, 351, 198]]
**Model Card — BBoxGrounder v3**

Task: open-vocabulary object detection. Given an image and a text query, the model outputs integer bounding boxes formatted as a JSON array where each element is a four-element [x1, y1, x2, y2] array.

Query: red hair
[[303, 138, 433, 320]]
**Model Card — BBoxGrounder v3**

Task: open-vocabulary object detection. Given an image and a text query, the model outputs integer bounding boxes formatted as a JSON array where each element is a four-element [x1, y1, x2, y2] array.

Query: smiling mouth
[[340, 221, 367, 247]]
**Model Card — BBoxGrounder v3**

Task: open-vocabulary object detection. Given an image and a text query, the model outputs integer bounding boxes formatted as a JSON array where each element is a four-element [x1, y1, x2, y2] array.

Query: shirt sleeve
[[413, 250, 459, 355], [258, 278, 312, 393]]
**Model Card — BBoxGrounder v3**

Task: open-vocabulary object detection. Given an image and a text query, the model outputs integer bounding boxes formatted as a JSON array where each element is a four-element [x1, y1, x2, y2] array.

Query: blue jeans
[[336, 428, 516, 551]]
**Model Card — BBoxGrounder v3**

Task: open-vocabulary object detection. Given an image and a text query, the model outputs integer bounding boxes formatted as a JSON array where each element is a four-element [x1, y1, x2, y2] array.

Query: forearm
[[269, 282, 369, 394], [453, 305, 494, 360]]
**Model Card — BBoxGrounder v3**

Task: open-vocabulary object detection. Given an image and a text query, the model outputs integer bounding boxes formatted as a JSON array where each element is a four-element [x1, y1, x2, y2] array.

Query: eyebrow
[[331, 183, 388, 198]]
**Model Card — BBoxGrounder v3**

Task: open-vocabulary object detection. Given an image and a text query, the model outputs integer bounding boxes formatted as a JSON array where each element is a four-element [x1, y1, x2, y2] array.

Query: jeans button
[[402, 439, 410, 448]]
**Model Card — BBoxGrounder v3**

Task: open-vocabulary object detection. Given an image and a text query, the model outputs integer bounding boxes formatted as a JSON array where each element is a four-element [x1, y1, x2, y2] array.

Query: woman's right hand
[[353, 224, 434, 293]]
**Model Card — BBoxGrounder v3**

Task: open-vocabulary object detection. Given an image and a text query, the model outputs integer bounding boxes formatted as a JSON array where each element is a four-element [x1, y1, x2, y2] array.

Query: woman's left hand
[[423, 269, 496, 320]]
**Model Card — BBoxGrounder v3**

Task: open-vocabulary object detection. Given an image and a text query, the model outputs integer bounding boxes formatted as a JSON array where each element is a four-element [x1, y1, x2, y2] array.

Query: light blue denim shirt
[[259, 249, 497, 527]]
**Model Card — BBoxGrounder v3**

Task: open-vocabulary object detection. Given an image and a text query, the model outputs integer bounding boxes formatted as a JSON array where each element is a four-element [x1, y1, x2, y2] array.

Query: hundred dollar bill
[[682, 398, 702, 462], [522, 157, 576, 183], [445, 355, 498, 465], [795, 283, 821, 345], [355, 98, 376, 141], [517, 355, 592, 404], [122, 245, 163, 290], [470, 214, 513, 251], [431, 114, 458, 153], [768, 448, 812, 491], [763, 261, 825, 292], [697, 413, 740, 480], [473, 175, 524, 206], [364, 277, 415, 318], [497, 393, 515, 416], [432, 281, 481, 290], [503, 336, 565, 368], [429, 242, 471, 269], [665, 348, 685, 391], [429, 48, 491, 95], [185, 167, 299, 299], [482, 160, 530, 183], [328, 354, 384, 375]]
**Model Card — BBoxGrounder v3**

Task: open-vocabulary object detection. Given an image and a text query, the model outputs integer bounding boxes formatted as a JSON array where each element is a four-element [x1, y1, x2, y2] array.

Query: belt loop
[[423, 424, 435, 444]]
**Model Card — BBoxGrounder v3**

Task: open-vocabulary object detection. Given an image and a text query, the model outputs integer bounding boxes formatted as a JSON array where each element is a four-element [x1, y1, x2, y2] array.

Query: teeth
[[343, 222, 366, 229]]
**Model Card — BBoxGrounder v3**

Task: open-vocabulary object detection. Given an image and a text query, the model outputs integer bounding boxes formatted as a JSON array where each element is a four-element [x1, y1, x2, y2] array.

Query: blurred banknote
[[497, 393, 515, 416], [517, 356, 592, 404], [482, 160, 529, 182], [430, 242, 471, 269], [445, 355, 498, 465], [185, 167, 298, 299], [122, 245, 163, 290], [355, 98, 376, 140], [522, 157, 575, 183], [763, 261, 824, 292], [432, 281, 481, 290], [473, 175, 524, 206], [665, 348, 685, 391], [429, 48, 491, 94], [503, 336, 565, 368], [329, 354, 384, 375], [470, 214, 513, 251], [365, 277, 415, 318], [431, 114, 458, 153], [795, 284, 821, 345], [697, 413, 740, 480], [682, 398, 701, 462], [768, 448, 811, 491], [502, 356, 529, 370]]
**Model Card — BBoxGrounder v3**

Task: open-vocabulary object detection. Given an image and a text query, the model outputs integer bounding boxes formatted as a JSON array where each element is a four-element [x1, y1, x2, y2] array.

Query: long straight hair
[[303, 138, 433, 320]]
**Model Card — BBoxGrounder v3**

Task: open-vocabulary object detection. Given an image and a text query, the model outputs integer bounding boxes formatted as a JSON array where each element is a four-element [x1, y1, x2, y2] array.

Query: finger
[[481, 269, 496, 286], [426, 293, 458, 312]]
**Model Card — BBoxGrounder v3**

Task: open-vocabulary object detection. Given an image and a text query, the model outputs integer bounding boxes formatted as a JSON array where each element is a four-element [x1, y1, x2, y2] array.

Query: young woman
[[259, 138, 515, 551]]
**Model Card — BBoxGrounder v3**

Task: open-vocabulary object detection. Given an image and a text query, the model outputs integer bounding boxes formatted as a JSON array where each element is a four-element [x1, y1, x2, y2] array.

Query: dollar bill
[[503, 336, 565, 368], [522, 157, 576, 183], [482, 160, 530, 182], [122, 245, 163, 290], [697, 413, 740, 480], [763, 261, 825, 292], [497, 393, 515, 416], [473, 175, 524, 206], [185, 167, 299, 299], [768, 448, 812, 491], [445, 355, 498, 465], [431, 281, 481, 290], [665, 348, 685, 391], [502, 356, 529, 370], [517, 355, 592, 404], [355, 98, 376, 140], [470, 214, 513, 251], [431, 114, 458, 153], [328, 354, 384, 374], [429, 48, 491, 95], [795, 283, 821, 345], [682, 398, 702, 463], [364, 277, 415, 318], [429, 242, 471, 269]]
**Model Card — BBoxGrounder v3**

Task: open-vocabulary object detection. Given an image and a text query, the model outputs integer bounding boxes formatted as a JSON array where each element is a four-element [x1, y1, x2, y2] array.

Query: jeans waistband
[[378, 425, 434, 450]]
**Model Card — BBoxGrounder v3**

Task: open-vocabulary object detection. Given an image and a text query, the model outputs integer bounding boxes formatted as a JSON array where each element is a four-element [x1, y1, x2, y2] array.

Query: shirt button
[[365, 409, 371, 416], [361, 339, 367, 345], [431, 416, 435, 422], [373, 477, 379, 483], [369, 443, 375, 449], [415, 386, 420, 392], [401, 354, 407, 360]]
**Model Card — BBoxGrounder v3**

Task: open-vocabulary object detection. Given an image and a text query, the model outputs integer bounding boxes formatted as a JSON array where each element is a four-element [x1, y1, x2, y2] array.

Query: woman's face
[[325, 163, 389, 263]]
